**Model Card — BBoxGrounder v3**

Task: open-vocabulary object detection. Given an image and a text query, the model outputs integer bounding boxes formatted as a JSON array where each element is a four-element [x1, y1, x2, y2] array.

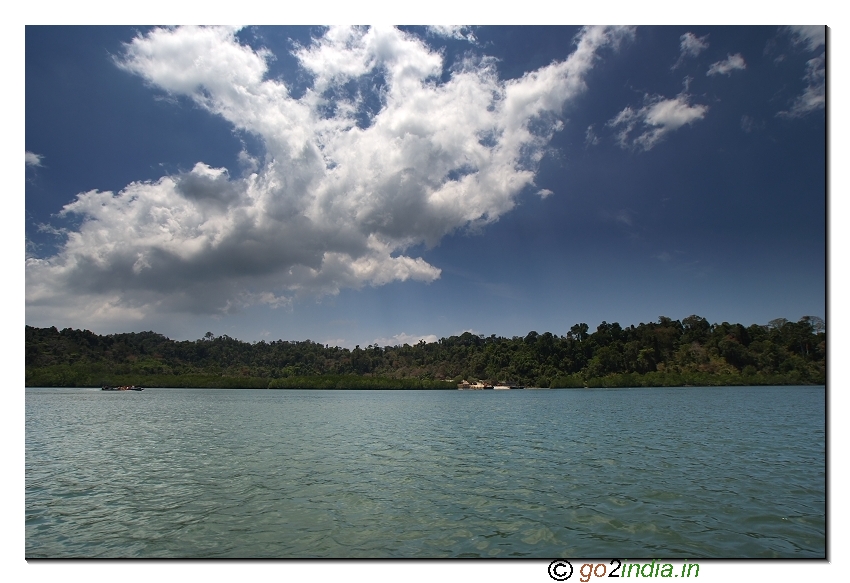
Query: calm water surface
[[25, 386, 825, 558]]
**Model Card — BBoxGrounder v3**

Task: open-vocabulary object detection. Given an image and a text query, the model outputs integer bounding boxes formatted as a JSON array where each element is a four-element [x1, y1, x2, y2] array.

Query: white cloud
[[740, 114, 764, 133], [607, 92, 708, 151], [585, 124, 600, 146], [778, 53, 825, 118], [706, 53, 746, 76], [673, 32, 709, 69], [680, 32, 709, 57], [426, 26, 476, 43], [27, 25, 633, 325], [776, 27, 825, 119], [26, 151, 43, 166], [787, 25, 825, 51], [373, 332, 439, 347]]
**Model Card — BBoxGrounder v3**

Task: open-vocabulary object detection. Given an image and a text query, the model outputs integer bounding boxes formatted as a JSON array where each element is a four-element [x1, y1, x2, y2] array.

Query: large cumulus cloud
[[26, 25, 632, 324]]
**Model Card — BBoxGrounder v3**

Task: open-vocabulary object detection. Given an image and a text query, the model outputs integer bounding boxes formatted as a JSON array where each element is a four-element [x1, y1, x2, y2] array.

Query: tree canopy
[[25, 315, 825, 389]]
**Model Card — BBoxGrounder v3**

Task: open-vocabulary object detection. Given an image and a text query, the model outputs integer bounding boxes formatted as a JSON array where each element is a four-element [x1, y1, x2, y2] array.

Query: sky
[[24, 25, 826, 348]]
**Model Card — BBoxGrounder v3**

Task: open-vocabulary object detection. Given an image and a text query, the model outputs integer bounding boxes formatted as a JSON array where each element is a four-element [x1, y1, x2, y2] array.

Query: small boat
[[457, 380, 492, 390], [102, 385, 144, 391], [493, 383, 524, 390]]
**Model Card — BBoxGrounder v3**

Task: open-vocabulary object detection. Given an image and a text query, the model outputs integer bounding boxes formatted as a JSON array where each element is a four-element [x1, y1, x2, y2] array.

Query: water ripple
[[26, 386, 825, 558]]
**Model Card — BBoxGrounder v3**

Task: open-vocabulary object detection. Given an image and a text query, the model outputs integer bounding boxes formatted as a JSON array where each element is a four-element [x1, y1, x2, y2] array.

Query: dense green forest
[[25, 315, 825, 389]]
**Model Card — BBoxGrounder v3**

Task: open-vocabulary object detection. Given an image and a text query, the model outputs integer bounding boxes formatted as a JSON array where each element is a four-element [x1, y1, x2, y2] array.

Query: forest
[[25, 315, 825, 389]]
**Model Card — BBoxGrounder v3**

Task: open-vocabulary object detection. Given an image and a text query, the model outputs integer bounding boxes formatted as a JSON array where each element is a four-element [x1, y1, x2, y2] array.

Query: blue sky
[[25, 25, 826, 347]]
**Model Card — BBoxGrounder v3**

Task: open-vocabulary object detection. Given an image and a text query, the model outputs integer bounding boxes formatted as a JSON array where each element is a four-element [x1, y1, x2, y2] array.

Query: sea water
[[25, 386, 825, 558]]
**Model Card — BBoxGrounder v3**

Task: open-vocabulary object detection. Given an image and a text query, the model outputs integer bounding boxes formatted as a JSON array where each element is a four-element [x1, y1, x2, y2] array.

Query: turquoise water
[[25, 386, 825, 558]]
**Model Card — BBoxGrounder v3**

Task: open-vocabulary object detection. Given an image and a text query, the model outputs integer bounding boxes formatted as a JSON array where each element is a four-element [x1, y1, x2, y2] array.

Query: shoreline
[[25, 381, 826, 390]]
